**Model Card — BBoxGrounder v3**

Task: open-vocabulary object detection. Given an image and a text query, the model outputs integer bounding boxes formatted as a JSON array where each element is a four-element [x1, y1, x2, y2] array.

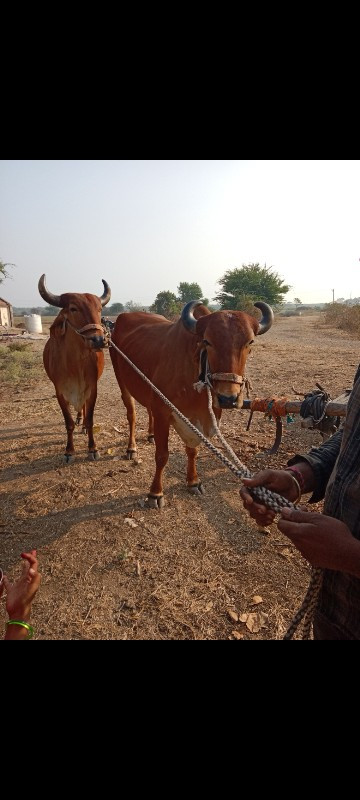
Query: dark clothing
[[288, 364, 360, 640]]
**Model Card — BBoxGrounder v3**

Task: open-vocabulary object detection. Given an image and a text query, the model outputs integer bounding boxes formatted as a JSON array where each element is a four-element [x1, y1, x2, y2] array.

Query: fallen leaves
[[239, 611, 269, 633]]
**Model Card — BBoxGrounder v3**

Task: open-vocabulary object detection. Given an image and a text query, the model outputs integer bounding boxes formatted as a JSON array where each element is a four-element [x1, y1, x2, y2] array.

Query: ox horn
[[38, 274, 62, 307], [254, 301, 274, 335], [181, 300, 204, 333], [99, 279, 111, 307]]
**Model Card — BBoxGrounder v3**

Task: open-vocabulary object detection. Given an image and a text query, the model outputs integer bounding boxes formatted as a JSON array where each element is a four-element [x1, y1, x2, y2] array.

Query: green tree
[[214, 263, 291, 310], [0, 260, 15, 284], [150, 291, 181, 319], [293, 297, 302, 306], [107, 302, 124, 315], [177, 282, 204, 304]]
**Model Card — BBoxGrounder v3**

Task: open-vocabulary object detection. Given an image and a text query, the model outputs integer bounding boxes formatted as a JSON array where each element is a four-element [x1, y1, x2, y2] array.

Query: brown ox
[[39, 274, 111, 463], [110, 300, 273, 507]]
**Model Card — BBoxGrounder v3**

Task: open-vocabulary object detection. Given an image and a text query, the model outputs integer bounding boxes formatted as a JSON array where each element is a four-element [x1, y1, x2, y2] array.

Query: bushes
[[0, 343, 42, 383], [324, 303, 360, 336]]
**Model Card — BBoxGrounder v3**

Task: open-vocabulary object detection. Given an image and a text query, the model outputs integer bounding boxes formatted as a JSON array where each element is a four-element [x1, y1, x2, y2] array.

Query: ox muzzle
[[90, 334, 106, 349], [208, 370, 245, 409], [216, 392, 241, 409]]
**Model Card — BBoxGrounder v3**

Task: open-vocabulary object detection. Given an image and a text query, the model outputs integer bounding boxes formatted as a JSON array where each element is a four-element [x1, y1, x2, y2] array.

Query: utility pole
[[331, 288, 335, 303]]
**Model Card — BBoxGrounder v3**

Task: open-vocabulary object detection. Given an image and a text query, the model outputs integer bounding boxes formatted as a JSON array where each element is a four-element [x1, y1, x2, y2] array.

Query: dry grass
[[323, 303, 360, 336], [0, 314, 359, 640], [0, 342, 43, 384]]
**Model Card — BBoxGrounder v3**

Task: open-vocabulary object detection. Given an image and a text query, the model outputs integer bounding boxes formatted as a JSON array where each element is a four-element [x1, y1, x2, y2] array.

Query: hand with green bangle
[[1, 551, 41, 640]]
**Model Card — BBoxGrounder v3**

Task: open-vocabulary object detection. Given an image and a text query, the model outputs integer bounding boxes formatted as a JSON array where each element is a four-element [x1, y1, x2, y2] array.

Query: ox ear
[[181, 300, 210, 333], [49, 314, 66, 338], [254, 302, 274, 335], [100, 279, 111, 307]]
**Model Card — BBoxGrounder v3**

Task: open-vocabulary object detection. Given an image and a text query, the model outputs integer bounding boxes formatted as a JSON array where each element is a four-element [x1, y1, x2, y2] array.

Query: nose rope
[[64, 318, 110, 345], [109, 337, 323, 640], [194, 351, 252, 398]]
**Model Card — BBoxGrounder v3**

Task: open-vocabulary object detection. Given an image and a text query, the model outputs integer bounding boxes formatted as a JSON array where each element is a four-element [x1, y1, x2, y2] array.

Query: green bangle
[[6, 620, 34, 639]]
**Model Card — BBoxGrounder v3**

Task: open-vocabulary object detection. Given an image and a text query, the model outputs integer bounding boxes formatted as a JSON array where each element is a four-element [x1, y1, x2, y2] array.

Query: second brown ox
[[110, 300, 273, 507], [39, 274, 111, 463]]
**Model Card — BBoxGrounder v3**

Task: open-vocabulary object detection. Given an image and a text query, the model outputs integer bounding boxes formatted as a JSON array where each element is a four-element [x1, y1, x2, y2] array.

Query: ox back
[[110, 300, 273, 507]]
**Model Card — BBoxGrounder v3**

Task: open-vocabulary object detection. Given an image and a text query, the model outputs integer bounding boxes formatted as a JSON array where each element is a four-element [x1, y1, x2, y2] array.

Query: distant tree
[[177, 282, 203, 304], [0, 260, 15, 284], [293, 297, 302, 306], [30, 307, 43, 314], [150, 291, 181, 319], [214, 263, 291, 310], [107, 302, 124, 315], [41, 305, 59, 316], [125, 300, 144, 312]]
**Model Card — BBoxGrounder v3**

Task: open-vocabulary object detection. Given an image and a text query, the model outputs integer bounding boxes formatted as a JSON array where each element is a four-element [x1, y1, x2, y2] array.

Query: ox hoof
[[147, 494, 165, 509], [147, 435, 155, 444], [187, 482, 205, 496], [64, 453, 75, 465], [88, 450, 100, 461], [126, 449, 137, 460]]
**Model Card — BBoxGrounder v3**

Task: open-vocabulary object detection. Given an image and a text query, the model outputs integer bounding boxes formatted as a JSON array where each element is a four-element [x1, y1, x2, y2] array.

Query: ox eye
[[70, 306, 78, 313], [202, 339, 211, 347]]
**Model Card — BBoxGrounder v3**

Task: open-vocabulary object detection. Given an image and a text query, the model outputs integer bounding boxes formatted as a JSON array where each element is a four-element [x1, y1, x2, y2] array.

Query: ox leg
[[147, 419, 169, 509], [76, 405, 87, 433], [147, 409, 155, 443], [120, 387, 137, 459], [185, 445, 205, 496], [84, 391, 100, 460], [57, 393, 76, 464]]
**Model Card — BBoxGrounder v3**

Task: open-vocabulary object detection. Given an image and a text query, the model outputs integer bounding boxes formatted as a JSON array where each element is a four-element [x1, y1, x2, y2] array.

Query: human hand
[[240, 469, 298, 527], [3, 550, 41, 622], [278, 508, 360, 573]]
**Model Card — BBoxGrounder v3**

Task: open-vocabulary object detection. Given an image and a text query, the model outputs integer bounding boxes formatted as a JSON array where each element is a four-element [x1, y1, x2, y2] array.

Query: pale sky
[[1, 160, 359, 307]]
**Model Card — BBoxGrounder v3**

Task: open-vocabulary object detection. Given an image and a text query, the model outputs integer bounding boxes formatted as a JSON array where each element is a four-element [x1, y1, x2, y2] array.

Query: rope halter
[[62, 317, 111, 347]]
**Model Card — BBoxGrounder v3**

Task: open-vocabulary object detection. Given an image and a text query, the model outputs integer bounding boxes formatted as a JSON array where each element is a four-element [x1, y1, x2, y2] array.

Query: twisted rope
[[109, 339, 323, 639]]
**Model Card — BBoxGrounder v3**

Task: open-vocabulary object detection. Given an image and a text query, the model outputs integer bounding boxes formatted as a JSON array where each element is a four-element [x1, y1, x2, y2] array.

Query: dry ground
[[0, 314, 358, 640]]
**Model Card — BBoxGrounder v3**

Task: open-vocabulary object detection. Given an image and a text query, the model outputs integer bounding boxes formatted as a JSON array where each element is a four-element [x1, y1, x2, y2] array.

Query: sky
[[1, 159, 359, 308]]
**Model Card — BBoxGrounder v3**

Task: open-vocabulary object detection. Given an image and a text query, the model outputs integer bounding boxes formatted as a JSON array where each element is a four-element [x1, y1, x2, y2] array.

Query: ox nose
[[91, 335, 105, 349], [217, 393, 239, 409]]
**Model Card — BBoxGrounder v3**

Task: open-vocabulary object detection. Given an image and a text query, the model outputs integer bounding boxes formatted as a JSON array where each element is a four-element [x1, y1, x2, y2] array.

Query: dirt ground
[[0, 314, 358, 640]]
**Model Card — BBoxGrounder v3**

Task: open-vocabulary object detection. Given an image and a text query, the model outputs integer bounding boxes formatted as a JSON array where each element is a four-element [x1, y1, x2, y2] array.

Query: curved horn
[[181, 300, 204, 333], [100, 279, 111, 307], [254, 301, 274, 335], [38, 274, 62, 307]]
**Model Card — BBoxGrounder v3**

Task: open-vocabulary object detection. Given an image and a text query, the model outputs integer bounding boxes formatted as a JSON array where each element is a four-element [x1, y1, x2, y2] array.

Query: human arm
[[277, 507, 360, 575], [1, 551, 41, 640], [287, 428, 343, 502]]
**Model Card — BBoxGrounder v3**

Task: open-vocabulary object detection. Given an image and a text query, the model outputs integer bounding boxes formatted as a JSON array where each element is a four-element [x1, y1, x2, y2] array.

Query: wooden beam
[[241, 393, 350, 417]]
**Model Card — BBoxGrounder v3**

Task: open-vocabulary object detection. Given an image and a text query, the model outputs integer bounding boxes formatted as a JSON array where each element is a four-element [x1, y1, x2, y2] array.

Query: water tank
[[24, 314, 43, 334]]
